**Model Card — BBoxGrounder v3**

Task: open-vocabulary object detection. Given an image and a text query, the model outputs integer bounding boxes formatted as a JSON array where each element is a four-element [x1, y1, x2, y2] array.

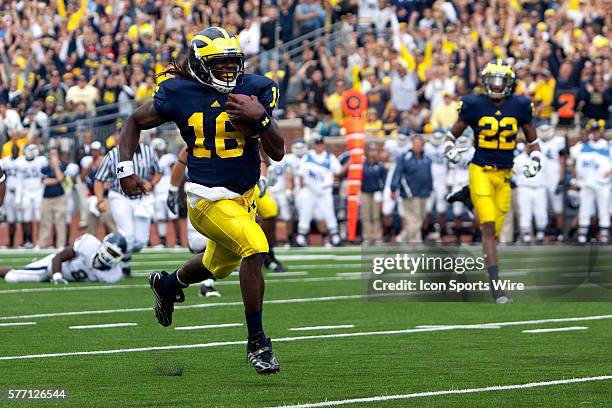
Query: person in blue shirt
[[361, 143, 386, 244], [391, 135, 433, 243]]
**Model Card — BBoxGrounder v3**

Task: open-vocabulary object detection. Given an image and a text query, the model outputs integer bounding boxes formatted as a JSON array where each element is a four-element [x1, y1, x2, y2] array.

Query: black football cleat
[[264, 252, 288, 273], [148, 271, 185, 327], [247, 333, 280, 375], [446, 185, 474, 211]]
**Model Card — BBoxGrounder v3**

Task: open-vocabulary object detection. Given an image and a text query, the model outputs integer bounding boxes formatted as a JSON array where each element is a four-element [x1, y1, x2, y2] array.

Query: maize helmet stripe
[[188, 27, 244, 93]]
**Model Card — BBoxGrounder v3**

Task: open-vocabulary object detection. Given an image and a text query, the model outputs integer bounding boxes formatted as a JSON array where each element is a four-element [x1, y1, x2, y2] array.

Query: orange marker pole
[[341, 90, 367, 242]]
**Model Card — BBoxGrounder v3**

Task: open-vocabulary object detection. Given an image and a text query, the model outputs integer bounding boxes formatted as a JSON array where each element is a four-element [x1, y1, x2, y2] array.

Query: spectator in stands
[[430, 91, 459, 130], [317, 112, 342, 137], [390, 60, 417, 113], [391, 135, 433, 243], [295, 0, 326, 37], [365, 108, 384, 137], [66, 75, 99, 112]]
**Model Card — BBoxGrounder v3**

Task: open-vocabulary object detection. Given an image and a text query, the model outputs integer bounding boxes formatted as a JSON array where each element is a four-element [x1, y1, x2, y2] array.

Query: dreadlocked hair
[[155, 57, 193, 81]]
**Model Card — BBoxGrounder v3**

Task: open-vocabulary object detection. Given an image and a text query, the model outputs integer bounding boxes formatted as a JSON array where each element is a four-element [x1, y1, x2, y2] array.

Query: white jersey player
[[571, 122, 611, 243], [16, 144, 47, 248], [447, 135, 475, 217], [1, 233, 127, 284], [1, 148, 22, 247], [267, 158, 292, 222], [514, 151, 548, 243], [424, 131, 450, 234], [151, 138, 179, 247], [296, 138, 342, 246], [537, 124, 566, 237], [284, 139, 308, 212]]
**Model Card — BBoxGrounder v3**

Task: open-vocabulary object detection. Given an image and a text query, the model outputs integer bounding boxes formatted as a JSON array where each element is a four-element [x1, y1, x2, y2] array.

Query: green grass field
[[0, 246, 610, 407]]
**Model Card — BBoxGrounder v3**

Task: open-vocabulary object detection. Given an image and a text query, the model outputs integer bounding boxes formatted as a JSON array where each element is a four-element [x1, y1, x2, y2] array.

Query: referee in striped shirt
[[94, 141, 160, 275]]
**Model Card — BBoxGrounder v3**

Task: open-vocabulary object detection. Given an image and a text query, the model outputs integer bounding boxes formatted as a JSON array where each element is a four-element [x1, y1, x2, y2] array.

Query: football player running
[[444, 60, 542, 303], [118, 27, 283, 374], [0, 233, 126, 284]]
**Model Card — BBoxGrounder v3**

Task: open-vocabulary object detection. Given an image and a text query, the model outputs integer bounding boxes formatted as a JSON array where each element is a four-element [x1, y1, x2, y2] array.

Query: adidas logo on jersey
[[211, 100, 221, 108], [495, 110, 502, 116]]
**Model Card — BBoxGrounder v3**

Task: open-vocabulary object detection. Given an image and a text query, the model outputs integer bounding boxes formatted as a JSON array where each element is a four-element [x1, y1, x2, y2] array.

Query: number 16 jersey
[[153, 74, 279, 194]]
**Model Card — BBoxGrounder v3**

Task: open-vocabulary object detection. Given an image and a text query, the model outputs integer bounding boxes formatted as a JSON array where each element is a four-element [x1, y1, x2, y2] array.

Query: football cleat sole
[[148, 271, 174, 327]]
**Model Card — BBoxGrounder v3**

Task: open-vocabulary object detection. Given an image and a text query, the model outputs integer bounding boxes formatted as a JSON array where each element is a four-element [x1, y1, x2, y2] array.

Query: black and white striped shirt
[[95, 144, 159, 197]]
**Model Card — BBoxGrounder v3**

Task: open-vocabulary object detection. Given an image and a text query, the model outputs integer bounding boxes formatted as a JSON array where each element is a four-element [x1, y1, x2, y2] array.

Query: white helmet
[[151, 138, 167, 153], [537, 124, 554, 141], [23, 144, 38, 161], [430, 130, 445, 146], [97, 233, 127, 269], [291, 139, 307, 158]]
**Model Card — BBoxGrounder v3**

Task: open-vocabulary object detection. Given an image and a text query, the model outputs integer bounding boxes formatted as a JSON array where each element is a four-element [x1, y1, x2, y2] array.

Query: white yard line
[[0, 294, 367, 320], [174, 323, 243, 331], [0, 275, 362, 295], [522, 326, 588, 334], [0, 326, 509, 361], [288, 325, 355, 331], [68, 323, 138, 330], [0, 284, 150, 294], [0, 322, 36, 327], [267, 272, 309, 277], [415, 325, 501, 330], [1, 313, 612, 361], [269, 375, 612, 408]]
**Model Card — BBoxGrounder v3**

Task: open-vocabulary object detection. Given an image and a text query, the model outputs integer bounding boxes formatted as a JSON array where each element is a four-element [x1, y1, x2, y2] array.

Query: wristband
[[527, 137, 540, 146], [0, 173, 5, 183], [116, 161, 134, 178], [255, 113, 272, 133], [169, 185, 179, 192]]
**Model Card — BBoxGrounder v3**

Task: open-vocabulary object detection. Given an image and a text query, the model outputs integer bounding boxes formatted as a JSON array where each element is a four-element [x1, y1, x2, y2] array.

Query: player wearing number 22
[[117, 27, 283, 374], [445, 59, 542, 304]]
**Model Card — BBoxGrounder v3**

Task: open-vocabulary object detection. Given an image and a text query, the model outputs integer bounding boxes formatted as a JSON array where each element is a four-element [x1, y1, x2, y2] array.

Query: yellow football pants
[[469, 163, 513, 237], [254, 185, 278, 219], [187, 187, 269, 279]]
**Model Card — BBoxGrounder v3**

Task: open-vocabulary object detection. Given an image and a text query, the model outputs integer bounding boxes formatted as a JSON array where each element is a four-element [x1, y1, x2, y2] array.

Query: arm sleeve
[[258, 78, 280, 116], [152, 80, 175, 120], [457, 96, 472, 123], [94, 153, 113, 182], [520, 97, 534, 125]]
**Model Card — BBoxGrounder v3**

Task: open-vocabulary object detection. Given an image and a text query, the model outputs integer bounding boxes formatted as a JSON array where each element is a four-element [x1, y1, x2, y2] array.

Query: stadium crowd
[[0, 0, 610, 248]]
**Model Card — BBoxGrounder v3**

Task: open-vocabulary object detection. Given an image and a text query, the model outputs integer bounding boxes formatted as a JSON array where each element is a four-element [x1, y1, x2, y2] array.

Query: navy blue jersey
[[459, 94, 533, 169], [154, 74, 279, 194]]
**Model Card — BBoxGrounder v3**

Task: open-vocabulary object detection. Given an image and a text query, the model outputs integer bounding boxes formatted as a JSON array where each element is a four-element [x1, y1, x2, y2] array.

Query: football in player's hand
[[227, 94, 260, 138]]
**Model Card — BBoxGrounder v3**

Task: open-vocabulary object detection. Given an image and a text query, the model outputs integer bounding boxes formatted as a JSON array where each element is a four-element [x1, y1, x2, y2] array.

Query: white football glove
[[51, 272, 68, 285], [257, 176, 268, 198], [522, 151, 543, 178], [444, 141, 468, 164]]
